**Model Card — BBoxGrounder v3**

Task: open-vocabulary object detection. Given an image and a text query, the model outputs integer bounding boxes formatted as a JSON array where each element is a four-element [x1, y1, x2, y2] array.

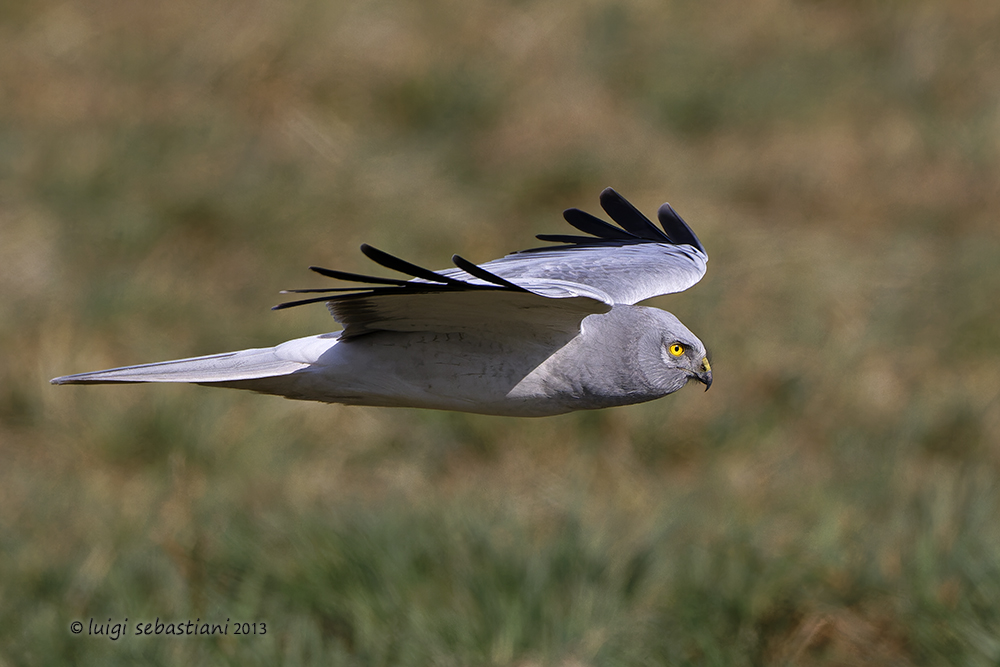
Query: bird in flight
[[52, 188, 712, 416]]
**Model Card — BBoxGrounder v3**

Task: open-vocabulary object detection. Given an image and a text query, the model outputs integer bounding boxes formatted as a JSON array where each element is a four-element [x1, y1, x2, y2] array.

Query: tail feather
[[50, 334, 339, 385]]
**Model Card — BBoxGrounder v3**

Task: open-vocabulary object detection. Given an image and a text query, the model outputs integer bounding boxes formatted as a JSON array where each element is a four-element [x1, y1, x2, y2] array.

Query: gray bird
[[51, 188, 712, 416]]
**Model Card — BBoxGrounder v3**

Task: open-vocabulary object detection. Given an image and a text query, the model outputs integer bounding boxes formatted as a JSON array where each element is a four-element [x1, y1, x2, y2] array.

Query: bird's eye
[[668, 343, 685, 357]]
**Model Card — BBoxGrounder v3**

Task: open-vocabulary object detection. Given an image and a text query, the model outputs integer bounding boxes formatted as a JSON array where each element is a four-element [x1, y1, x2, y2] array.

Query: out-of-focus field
[[2, 0, 999, 664]]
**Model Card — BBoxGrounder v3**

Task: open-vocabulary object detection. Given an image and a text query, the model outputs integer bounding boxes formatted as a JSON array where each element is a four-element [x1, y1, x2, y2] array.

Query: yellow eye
[[668, 343, 685, 357]]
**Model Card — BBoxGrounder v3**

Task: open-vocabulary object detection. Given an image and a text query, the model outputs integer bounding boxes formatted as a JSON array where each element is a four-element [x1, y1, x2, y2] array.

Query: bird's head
[[660, 338, 712, 391], [635, 309, 711, 394]]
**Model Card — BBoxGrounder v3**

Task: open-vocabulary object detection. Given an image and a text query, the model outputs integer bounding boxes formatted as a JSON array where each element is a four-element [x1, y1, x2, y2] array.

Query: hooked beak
[[694, 357, 712, 391]]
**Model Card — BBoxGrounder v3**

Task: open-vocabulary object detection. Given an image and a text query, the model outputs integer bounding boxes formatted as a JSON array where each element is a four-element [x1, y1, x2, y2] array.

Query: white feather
[[50, 334, 339, 385]]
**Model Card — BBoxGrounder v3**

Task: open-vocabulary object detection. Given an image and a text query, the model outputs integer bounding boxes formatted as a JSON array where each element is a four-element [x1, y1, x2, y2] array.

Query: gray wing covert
[[445, 242, 706, 306]]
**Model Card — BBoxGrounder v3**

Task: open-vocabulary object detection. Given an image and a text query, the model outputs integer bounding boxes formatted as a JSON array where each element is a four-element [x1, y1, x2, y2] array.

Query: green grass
[[2, 0, 1000, 664]]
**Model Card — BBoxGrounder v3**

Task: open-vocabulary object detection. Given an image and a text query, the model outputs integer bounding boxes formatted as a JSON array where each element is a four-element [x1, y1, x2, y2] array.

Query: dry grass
[[2, 0, 1000, 664]]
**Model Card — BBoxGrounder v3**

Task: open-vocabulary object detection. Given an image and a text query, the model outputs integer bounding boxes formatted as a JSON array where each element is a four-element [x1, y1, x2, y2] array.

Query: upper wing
[[274, 188, 705, 338], [439, 188, 708, 305]]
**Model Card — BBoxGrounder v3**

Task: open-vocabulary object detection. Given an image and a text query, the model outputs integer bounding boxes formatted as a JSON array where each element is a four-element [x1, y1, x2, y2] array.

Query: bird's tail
[[50, 334, 339, 386]]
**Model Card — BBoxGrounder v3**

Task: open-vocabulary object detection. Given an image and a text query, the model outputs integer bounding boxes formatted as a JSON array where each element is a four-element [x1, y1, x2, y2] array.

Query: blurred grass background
[[2, 0, 999, 664]]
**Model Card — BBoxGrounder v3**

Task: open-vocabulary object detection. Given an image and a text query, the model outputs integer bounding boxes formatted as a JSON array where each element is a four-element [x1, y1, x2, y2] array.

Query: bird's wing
[[274, 188, 705, 338], [439, 188, 708, 305], [274, 244, 610, 340]]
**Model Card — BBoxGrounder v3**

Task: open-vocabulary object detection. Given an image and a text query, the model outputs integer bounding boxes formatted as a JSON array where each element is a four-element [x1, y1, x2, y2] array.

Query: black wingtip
[[562, 207, 638, 241], [272, 295, 334, 310], [657, 203, 705, 254], [451, 254, 528, 291], [598, 188, 671, 242], [598, 188, 623, 212], [309, 265, 411, 286], [360, 244, 466, 286], [535, 233, 602, 244]]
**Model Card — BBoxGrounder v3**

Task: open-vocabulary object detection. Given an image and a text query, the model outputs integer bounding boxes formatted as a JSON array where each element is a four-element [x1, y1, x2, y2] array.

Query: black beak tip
[[696, 372, 713, 391]]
